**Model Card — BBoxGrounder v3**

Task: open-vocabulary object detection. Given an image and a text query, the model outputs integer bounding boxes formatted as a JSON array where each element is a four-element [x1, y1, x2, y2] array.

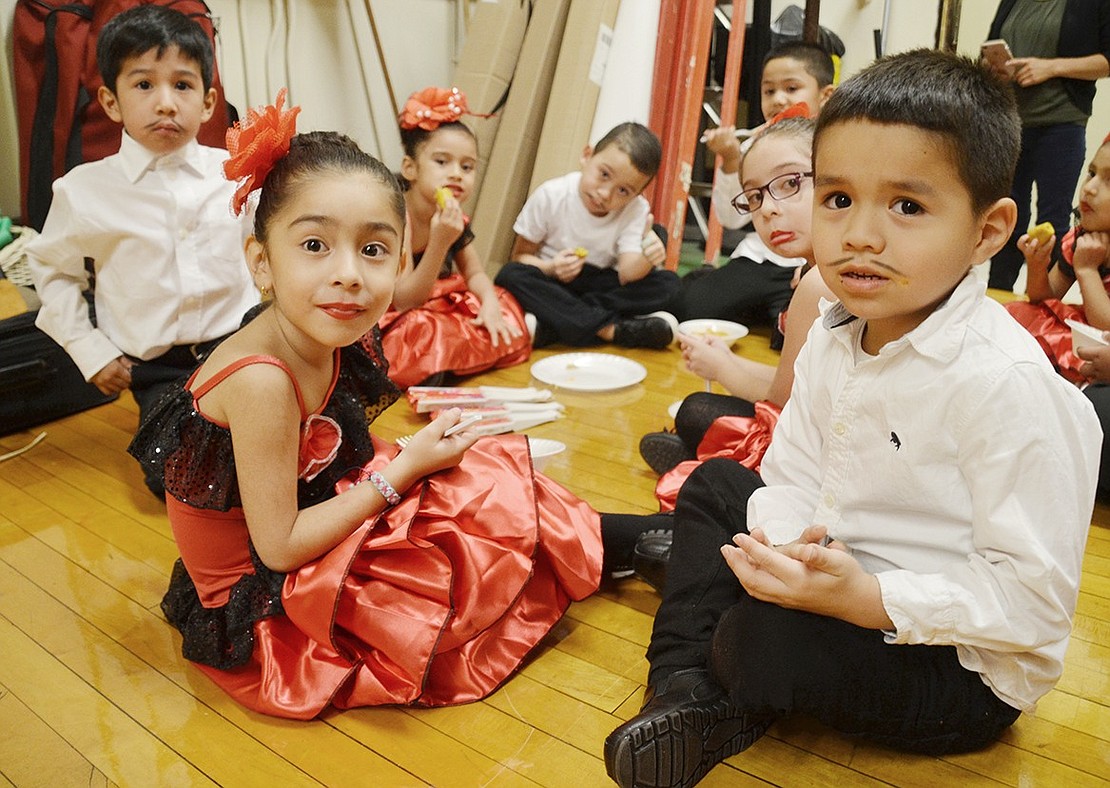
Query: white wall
[[3, 0, 1110, 222]]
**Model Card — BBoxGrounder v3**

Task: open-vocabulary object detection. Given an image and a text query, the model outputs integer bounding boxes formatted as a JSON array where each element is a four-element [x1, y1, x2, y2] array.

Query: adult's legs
[[989, 123, 1086, 292], [710, 600, 1021, 754]]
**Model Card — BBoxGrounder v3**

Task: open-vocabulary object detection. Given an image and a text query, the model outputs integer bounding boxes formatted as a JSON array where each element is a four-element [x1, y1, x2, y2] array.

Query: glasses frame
[[731, 171, 814, 215]]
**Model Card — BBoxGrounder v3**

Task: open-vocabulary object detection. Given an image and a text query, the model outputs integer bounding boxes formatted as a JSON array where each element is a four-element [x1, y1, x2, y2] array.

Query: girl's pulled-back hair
[[254, 131, 405, 241], [814, 49, 1020, 212], [399, 121, 477, 172]]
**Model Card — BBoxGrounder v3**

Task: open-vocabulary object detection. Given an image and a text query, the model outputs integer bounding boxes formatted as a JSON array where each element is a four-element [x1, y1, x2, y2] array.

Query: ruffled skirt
[[378, 274, 532, 388], [182, 435, 602, 719]]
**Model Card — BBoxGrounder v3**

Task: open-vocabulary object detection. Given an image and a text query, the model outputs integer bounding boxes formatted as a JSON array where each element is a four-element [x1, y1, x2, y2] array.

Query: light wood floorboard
[[0, 332, 1107, 786]]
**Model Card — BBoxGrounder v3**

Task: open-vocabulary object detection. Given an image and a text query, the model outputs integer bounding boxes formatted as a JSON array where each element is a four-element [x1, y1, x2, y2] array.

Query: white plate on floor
[[677, 319, 749, 345], [668, 400, 683, 419], [530, 353, 647, 391], [528, 438, 566, 470]]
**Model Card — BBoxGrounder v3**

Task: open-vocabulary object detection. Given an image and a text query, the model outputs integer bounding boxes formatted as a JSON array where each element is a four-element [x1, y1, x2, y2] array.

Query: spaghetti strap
[[190, 355, 309, 419]]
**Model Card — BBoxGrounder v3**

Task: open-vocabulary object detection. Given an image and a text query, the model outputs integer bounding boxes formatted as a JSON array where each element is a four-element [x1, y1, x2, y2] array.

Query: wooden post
[[803, 0, 821, 44]]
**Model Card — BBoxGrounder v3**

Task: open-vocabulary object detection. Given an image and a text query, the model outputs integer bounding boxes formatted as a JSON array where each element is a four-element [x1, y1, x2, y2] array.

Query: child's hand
[[678, 332, 732, 381], [1017, 231, 1055, 271], [702, 126, 742, 172], [721, 527, 891, 629], [1072, 231, 1110, 272], [429, 191, 466, 247], [1077, 341, 1110, 382], [397, 408, 480, 476], [472, 298, 523, 348], [641, 213, 666, 268], [550, 249, 586, 283], [91, 356, 133, 395]]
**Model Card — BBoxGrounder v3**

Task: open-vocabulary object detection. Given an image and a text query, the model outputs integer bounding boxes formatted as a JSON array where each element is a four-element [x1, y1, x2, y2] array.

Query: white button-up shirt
[[27, 133, 257, 380], [750, 273, 1101, 711]]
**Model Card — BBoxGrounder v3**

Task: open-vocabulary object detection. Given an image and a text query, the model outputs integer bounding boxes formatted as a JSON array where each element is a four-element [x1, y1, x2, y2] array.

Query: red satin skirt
[[190, 435, 602, 719], [1005, 299, 1087, 385], [655, 401, 781, 512], [379, 274, 532, 388]]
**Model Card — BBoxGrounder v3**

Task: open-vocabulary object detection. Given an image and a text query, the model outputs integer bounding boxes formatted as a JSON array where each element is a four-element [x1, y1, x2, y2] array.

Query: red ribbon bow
[[767, 102, 812, 126], [224, 88, 302, 215]]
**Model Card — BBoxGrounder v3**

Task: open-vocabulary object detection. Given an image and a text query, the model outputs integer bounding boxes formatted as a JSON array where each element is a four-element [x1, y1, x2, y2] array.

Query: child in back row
[[129, 97, 603, 719], [495, 122, 680, 350], [26, 5, 257, 494], [377, 87, 530, 389], [603, 50, 1100, 787], [662, 42, 835, 348], [1005, 133, 1110, 384]]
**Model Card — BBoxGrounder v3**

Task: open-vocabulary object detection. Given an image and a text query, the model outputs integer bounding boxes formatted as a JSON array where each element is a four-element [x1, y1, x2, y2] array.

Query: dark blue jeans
[[989, 122, 1087, 291], [646, 458, 1021, 755]]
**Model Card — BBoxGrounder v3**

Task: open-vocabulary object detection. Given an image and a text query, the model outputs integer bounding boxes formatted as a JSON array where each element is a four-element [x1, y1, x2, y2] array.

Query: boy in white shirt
[[27, 5, 256, 494], [604, 49, 1101, 788], [495, 122, 679, 349]]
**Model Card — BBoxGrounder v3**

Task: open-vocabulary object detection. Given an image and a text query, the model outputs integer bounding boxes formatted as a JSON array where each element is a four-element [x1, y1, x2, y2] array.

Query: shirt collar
[[821, 272, 985, 362], [118, 133, 205, 182], [733, 233, 805, 266]]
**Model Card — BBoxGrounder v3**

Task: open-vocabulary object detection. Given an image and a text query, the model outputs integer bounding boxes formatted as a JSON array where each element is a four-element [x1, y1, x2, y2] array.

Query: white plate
[[668, 400, 683, 419], [678, 319, 749, 345], [530, 353, 647, 391], [1066, 319, 1109, 351]]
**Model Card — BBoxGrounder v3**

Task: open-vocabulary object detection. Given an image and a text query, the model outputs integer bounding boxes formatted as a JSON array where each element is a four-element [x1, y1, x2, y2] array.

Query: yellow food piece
[[1028, 222, 1055, 244], [574, 247, 588, 258], [435, 187, 451, 208]]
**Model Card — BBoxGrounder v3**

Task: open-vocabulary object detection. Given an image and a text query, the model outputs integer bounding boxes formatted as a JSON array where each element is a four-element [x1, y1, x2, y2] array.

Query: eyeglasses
[[731, 171, 813, 215]]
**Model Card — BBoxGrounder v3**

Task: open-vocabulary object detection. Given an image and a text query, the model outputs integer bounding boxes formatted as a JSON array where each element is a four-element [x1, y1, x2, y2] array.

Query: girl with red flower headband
[[377, 86, 531, 389], [129, 92, 603, 719]]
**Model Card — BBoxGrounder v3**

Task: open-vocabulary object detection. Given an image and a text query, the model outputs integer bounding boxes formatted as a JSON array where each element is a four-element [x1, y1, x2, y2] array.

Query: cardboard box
[[528, 0, 621, 193], [451, 0, 531, 213], [471, 0, 573, 270]]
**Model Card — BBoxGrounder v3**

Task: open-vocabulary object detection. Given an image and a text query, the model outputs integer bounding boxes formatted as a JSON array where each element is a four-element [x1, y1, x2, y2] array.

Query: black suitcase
[[0, 309, 118, 436]]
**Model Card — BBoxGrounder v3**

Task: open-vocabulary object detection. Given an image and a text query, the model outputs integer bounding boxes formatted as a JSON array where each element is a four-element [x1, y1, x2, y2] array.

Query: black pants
[[1083, 383, 1110, 500], [494, 262, 680, 347], [647, 458, 1021, 755], [665, 255, 795, 326], [673, 391, 756, 454]]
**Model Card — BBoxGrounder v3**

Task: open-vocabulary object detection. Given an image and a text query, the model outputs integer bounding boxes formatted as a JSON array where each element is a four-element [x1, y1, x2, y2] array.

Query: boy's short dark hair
[[814, 49, 1020, 212], [97, 5, 214, 93], [593, 122, 663, 181], [763, 41, 835, 88]]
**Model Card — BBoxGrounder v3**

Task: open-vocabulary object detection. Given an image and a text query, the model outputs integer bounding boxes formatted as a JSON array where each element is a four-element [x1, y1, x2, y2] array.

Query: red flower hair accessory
[[767, 102, 812, 126], [224, 88, 302, 215], [399, 86, 487, 131]]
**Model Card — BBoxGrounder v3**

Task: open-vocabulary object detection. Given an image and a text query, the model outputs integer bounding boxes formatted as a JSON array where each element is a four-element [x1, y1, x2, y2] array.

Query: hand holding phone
[[980, 39, 1014, 78]]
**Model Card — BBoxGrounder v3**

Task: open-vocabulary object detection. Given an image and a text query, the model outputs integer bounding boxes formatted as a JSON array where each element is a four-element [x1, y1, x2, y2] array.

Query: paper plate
[[1066, 318, 1109, 351], [667, 400, 683, 419], [677, 319, 749, 345], [530, 353, 647, 391]]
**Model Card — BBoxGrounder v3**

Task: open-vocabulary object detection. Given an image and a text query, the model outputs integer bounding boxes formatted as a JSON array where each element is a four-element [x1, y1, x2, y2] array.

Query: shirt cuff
[[67, 330, 126, 381]]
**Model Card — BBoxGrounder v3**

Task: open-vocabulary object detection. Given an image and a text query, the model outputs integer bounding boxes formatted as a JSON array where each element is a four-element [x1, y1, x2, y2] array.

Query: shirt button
[[832, 422, 846, 435], [823, 493, 836, 508], [179, 228, 188, 240]]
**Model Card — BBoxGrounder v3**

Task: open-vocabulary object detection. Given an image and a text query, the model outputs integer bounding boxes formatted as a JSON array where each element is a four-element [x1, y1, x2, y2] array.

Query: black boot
[[604, 668, 773, 788]]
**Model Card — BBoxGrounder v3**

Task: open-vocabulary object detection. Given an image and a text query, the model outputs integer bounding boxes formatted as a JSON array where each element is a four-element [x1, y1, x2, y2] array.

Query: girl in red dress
[[129, 91, 602, 719], [1006, 133, 1110, 384], [378, 87, 531, 388]]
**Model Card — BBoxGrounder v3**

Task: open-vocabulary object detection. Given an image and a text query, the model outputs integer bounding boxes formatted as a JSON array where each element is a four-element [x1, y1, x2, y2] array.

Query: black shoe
[[604, 668, 773, 788], [639, 431, 694, 475], [613, 312, 678, 349], [633, 528, 672, 592]]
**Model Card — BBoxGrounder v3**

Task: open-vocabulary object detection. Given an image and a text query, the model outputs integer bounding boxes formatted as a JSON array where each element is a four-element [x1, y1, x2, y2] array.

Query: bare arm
[[765, 267, 832, 407], [455, 244, 522, 347], [1008, 53, 1110, 86], [1072, 231, 1110, 328]]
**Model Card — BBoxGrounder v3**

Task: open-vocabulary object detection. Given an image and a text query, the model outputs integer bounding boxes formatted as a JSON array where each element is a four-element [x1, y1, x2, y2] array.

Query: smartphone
[[980, 39, 1014, 74]]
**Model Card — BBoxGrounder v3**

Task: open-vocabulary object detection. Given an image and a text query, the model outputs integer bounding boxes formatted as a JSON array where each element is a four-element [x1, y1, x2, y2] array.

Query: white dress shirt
[[27, 133, 258, 380], [749, 273, 1100, 711], [512, 172, 650, 270]]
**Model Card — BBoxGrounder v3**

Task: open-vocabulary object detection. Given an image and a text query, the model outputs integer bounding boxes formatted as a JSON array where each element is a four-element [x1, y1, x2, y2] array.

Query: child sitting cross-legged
[[602, 49, 1101, 788], [495, 122, 680, 349], [377, 87, 531, 389], [129, 94, 606, 720]]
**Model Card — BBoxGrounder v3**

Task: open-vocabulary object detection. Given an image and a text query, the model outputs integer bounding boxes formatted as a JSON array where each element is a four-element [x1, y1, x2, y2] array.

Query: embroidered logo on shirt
[[890, 431, 901, 451]]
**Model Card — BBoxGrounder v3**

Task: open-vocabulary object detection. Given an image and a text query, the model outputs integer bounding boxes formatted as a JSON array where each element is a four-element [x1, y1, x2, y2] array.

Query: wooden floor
[[1, 332, 1108, 787]]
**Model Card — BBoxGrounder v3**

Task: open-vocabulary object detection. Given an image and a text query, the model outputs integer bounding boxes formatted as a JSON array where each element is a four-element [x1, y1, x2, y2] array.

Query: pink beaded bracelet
[[367, 470, 401, 506]]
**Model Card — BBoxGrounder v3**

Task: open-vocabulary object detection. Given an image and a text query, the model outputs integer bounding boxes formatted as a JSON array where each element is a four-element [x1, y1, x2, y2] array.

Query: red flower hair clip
[[767, 102, 812, 126], [399, 86, 488, 131], [224, 88, 302, 215]]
